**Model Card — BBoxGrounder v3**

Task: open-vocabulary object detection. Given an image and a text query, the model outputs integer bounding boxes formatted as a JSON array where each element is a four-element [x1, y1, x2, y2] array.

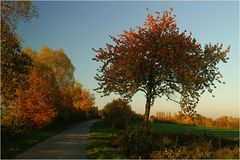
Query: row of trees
[[151, 112, 239, 129], [1, 1, 97, 133], [2, 46, 97, 133]]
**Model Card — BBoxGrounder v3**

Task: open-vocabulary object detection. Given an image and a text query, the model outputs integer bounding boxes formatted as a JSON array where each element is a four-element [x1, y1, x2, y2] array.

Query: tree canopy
[[37, 47, 75, 89], [1, 1, 38, 106], [93, 8, 229, 124], [1, 1, 38, 29], [1, 1, 98, 133]]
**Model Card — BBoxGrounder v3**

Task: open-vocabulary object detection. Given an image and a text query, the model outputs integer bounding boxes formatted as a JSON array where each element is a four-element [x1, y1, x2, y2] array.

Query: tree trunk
[[144, 95, 151, 126]]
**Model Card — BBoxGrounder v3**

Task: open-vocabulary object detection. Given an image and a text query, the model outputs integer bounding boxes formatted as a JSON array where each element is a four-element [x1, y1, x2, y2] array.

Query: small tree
[[93, 9, 229, 125], [103, 99, 132, 129]]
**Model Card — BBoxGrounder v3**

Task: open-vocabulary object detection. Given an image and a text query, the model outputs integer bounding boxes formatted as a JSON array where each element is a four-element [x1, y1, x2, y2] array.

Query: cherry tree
[[93, 9, 229, 124]]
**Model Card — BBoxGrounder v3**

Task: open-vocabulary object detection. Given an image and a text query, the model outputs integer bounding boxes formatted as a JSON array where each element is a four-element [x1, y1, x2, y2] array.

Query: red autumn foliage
[[93, 8, 229, 124], [1, 63, 58, 132]]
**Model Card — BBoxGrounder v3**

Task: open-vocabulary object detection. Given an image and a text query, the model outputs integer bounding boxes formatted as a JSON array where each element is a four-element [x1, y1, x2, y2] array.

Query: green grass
[[86, 119, 239, 159], [151, 122, 239, 139], [1, 121, 81, 159], [86, 120, 125, 159]]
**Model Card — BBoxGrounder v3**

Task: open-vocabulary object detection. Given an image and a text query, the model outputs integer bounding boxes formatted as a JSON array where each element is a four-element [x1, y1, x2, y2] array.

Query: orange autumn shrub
[[1, 63, 58, 132]]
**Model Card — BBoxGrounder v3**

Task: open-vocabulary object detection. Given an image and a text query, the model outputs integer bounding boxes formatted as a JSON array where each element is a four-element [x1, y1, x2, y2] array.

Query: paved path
[[16, 119, 99, 159]]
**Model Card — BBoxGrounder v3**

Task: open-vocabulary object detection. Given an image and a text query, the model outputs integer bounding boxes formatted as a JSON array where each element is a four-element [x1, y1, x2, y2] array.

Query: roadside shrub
[[214, 146, 239, 159], [55, 106, 85, 124], [113, 126, 160, 158], [149, 133, 239, 159], [150, 141, 214, 159], [131, 111, 144, 121], [1, 106, 28, 133], [113, 127, 239, 159], [150, 145, 239, 159], [103, 99, 132, 129]]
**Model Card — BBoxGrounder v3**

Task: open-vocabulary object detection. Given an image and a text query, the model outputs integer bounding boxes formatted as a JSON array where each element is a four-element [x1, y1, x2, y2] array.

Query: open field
[[130, 120, 239, 139], [86, 120, 239, 159], [151, 122, 239, 139]]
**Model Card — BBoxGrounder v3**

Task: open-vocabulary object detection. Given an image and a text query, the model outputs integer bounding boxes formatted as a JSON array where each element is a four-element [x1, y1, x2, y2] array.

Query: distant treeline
[[150, 112, 239, 129]]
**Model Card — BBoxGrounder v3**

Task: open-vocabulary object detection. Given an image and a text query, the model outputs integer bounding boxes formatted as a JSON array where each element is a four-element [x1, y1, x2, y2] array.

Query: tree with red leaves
[[93, 8, 229, 125]]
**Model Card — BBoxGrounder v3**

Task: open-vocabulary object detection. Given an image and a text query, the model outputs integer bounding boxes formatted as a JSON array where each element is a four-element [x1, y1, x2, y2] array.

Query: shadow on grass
[[1, 120, 82, 159], [86, 120, 125, 159]]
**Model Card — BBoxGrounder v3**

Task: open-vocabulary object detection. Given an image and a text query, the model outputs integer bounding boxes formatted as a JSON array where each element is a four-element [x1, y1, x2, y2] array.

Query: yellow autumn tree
[[65, 82, 95, 116], [75, 88, 95, 114], [2, 46, 97, 129], [37, 46, 75, 89]]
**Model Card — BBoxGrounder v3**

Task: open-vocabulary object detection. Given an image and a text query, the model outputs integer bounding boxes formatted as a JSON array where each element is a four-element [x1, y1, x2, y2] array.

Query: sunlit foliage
[[154, 112, 239, 129], [1, 62, 58, 132], [37, 47, 75, 89], [1, 1, 97, 134], [93, 8, 229, 124], [23, 47, 96, 122], [215, 116, 239, 129], [1, 1, 38, 106], [74, 87, 95, 115], [2, 46, 96, 132], [1, 1, 38, 29]]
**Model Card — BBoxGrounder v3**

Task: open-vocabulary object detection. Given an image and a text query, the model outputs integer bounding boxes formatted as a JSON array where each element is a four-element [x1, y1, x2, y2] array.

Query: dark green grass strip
[[1, 121, 81, 159], [86, 120, 125, 159], [151, 122, 239, 139]]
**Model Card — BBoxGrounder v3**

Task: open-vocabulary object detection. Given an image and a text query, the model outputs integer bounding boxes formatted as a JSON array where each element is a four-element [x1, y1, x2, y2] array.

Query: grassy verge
[[86, 120, 125, 159], [1, 121, 81, 159], [86, 119, 239, 159]]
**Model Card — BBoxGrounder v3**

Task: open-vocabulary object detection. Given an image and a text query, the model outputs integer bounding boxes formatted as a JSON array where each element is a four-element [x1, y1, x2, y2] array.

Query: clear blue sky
[[17, 1, 239, 119]]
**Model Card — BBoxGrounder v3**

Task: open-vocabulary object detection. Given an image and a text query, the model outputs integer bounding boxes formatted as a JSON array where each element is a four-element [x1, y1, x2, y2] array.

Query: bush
[[54, 106, 85, 124], [150, 142, 214, 159], [131, 111, 144, 121], [1, 106, 28, 133], [149, 133, 239, 159], [150, 145, 239, 159], [87, 106, 100, 119], [113, 126, 160, 158], [103, 99, 132, 129], [113, 128, 239, 159], [214, 147, 239, 159]]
